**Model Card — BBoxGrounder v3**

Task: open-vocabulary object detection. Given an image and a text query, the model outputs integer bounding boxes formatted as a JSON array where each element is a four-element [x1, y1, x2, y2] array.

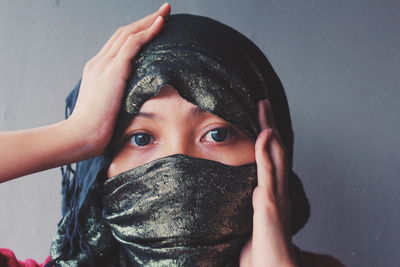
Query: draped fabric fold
[[102, 154, 258, 266]]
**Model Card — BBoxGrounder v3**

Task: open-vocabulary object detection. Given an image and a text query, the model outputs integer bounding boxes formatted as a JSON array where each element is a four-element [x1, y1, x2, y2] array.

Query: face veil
[[51, 14, 310, 266]]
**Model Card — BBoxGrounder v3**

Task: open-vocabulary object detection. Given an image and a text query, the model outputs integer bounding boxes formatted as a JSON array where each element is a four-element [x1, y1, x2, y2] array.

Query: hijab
[[50, 13, 310, 266]]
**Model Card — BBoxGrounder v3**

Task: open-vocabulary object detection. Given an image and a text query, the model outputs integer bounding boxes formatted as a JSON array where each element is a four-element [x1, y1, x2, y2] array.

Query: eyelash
[[125, 126, 237, 148]]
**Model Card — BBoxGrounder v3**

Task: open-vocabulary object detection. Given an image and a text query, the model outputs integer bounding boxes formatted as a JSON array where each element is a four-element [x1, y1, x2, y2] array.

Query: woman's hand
[[68, 2, 171, 155], [239, 99, 299, 267], [0, 3, 171, 182]]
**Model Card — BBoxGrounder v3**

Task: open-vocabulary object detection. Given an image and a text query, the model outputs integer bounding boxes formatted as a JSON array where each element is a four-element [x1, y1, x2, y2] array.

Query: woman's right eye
[[128, 133, 154, 147]]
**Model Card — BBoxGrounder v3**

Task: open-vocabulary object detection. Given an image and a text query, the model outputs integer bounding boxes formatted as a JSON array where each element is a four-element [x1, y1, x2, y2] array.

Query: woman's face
[[107, 86, 256, 178]]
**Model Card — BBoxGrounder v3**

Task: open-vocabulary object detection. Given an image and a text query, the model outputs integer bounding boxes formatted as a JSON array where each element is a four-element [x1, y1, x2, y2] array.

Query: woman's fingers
[[254, 126, 287, 203], [260, 99, 286, 150], [117, 15, 164, 62], [255, 128, 275, 192], [104, 3, 170, 58], [272, 134, 288, 197], [258, 99, 292, 236], [258, 99, 289, 197], [98, 3, 170, 57], [258, 99, 271, 130], [96, 25, 126, 58], [132, 2, 171, 31], [68, 4, 171, 155], [252, 127, 296, 266]]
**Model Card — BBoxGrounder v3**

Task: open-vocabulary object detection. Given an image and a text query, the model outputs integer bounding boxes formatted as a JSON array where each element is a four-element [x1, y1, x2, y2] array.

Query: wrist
[[249, 243, 299, 267], [65, 111, 116, 157], [62, 118, 103, 159]]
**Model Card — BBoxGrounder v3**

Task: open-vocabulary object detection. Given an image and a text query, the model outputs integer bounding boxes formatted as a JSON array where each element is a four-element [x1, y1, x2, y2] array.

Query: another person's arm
[[0, 3, 171, 183]]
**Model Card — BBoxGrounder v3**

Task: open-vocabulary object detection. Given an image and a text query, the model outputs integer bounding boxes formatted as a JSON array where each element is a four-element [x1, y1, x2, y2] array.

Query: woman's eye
[[203, 127, 232, 143], [129, 133, 153, 147]]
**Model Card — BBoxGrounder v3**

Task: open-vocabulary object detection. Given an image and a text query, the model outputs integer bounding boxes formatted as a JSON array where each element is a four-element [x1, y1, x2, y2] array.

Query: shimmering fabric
[[123, 46, 261, 141], [51, 154, 258, 266], [103, 154, 257, 266], [51, 13, 310, 267], [114, 13, 310, 236]]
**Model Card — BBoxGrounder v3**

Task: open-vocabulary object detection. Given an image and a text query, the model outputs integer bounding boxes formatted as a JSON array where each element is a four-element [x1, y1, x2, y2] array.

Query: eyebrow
[[136, 106, 206, 120]]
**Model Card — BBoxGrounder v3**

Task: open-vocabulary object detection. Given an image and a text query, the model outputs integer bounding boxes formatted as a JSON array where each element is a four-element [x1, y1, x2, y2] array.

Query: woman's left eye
[[203, 127, 233, 143]]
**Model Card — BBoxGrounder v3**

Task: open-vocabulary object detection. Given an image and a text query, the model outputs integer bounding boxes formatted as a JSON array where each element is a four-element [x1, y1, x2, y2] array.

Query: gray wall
[[0, 1, 398, 266]]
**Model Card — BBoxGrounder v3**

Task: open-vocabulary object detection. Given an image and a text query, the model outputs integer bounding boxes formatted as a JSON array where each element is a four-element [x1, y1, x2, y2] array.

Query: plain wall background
[[0, 0, 399, 266]]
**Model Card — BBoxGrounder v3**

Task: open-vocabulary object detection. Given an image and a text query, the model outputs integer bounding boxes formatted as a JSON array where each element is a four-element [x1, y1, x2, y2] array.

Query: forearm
[[0, 119, 96, 183], [0, 4, 170, 183]]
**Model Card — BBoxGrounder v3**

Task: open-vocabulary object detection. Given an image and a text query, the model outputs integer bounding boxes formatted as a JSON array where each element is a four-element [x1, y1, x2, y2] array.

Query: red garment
[[0, 249, 52, 267]]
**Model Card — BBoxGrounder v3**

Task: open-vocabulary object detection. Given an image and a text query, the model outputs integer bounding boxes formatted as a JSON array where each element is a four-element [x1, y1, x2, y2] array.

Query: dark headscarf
[[51, 13, 310, 266]]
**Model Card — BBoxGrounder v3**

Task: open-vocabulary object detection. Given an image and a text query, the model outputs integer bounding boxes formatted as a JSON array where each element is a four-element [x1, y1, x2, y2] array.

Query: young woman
[[0, 3, 345, 267]]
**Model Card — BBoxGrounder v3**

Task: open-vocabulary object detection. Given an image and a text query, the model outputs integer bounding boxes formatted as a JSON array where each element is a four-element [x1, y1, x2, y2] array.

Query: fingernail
[[257, 100, 263, 109], [155, 15, 163, 24], [159, 2, 168, 10]]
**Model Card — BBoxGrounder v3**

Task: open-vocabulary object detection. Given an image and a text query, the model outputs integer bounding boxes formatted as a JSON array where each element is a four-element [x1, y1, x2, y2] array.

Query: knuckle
[[125, 22, 140, 33], [134, 39, 145, 48], [255, 141, 264, 155], [264, 190, 278, 204], [272, 131, 287, 156], [135, 32, 148, 45], [254, 191, 279, 212], [277, 144, 287, 158], [127, 33, 137, 41], [84, 59, 95, 70], [117, 26, 126, 33], [126, 33, 145, 47], [261, 158, 274, 173]]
